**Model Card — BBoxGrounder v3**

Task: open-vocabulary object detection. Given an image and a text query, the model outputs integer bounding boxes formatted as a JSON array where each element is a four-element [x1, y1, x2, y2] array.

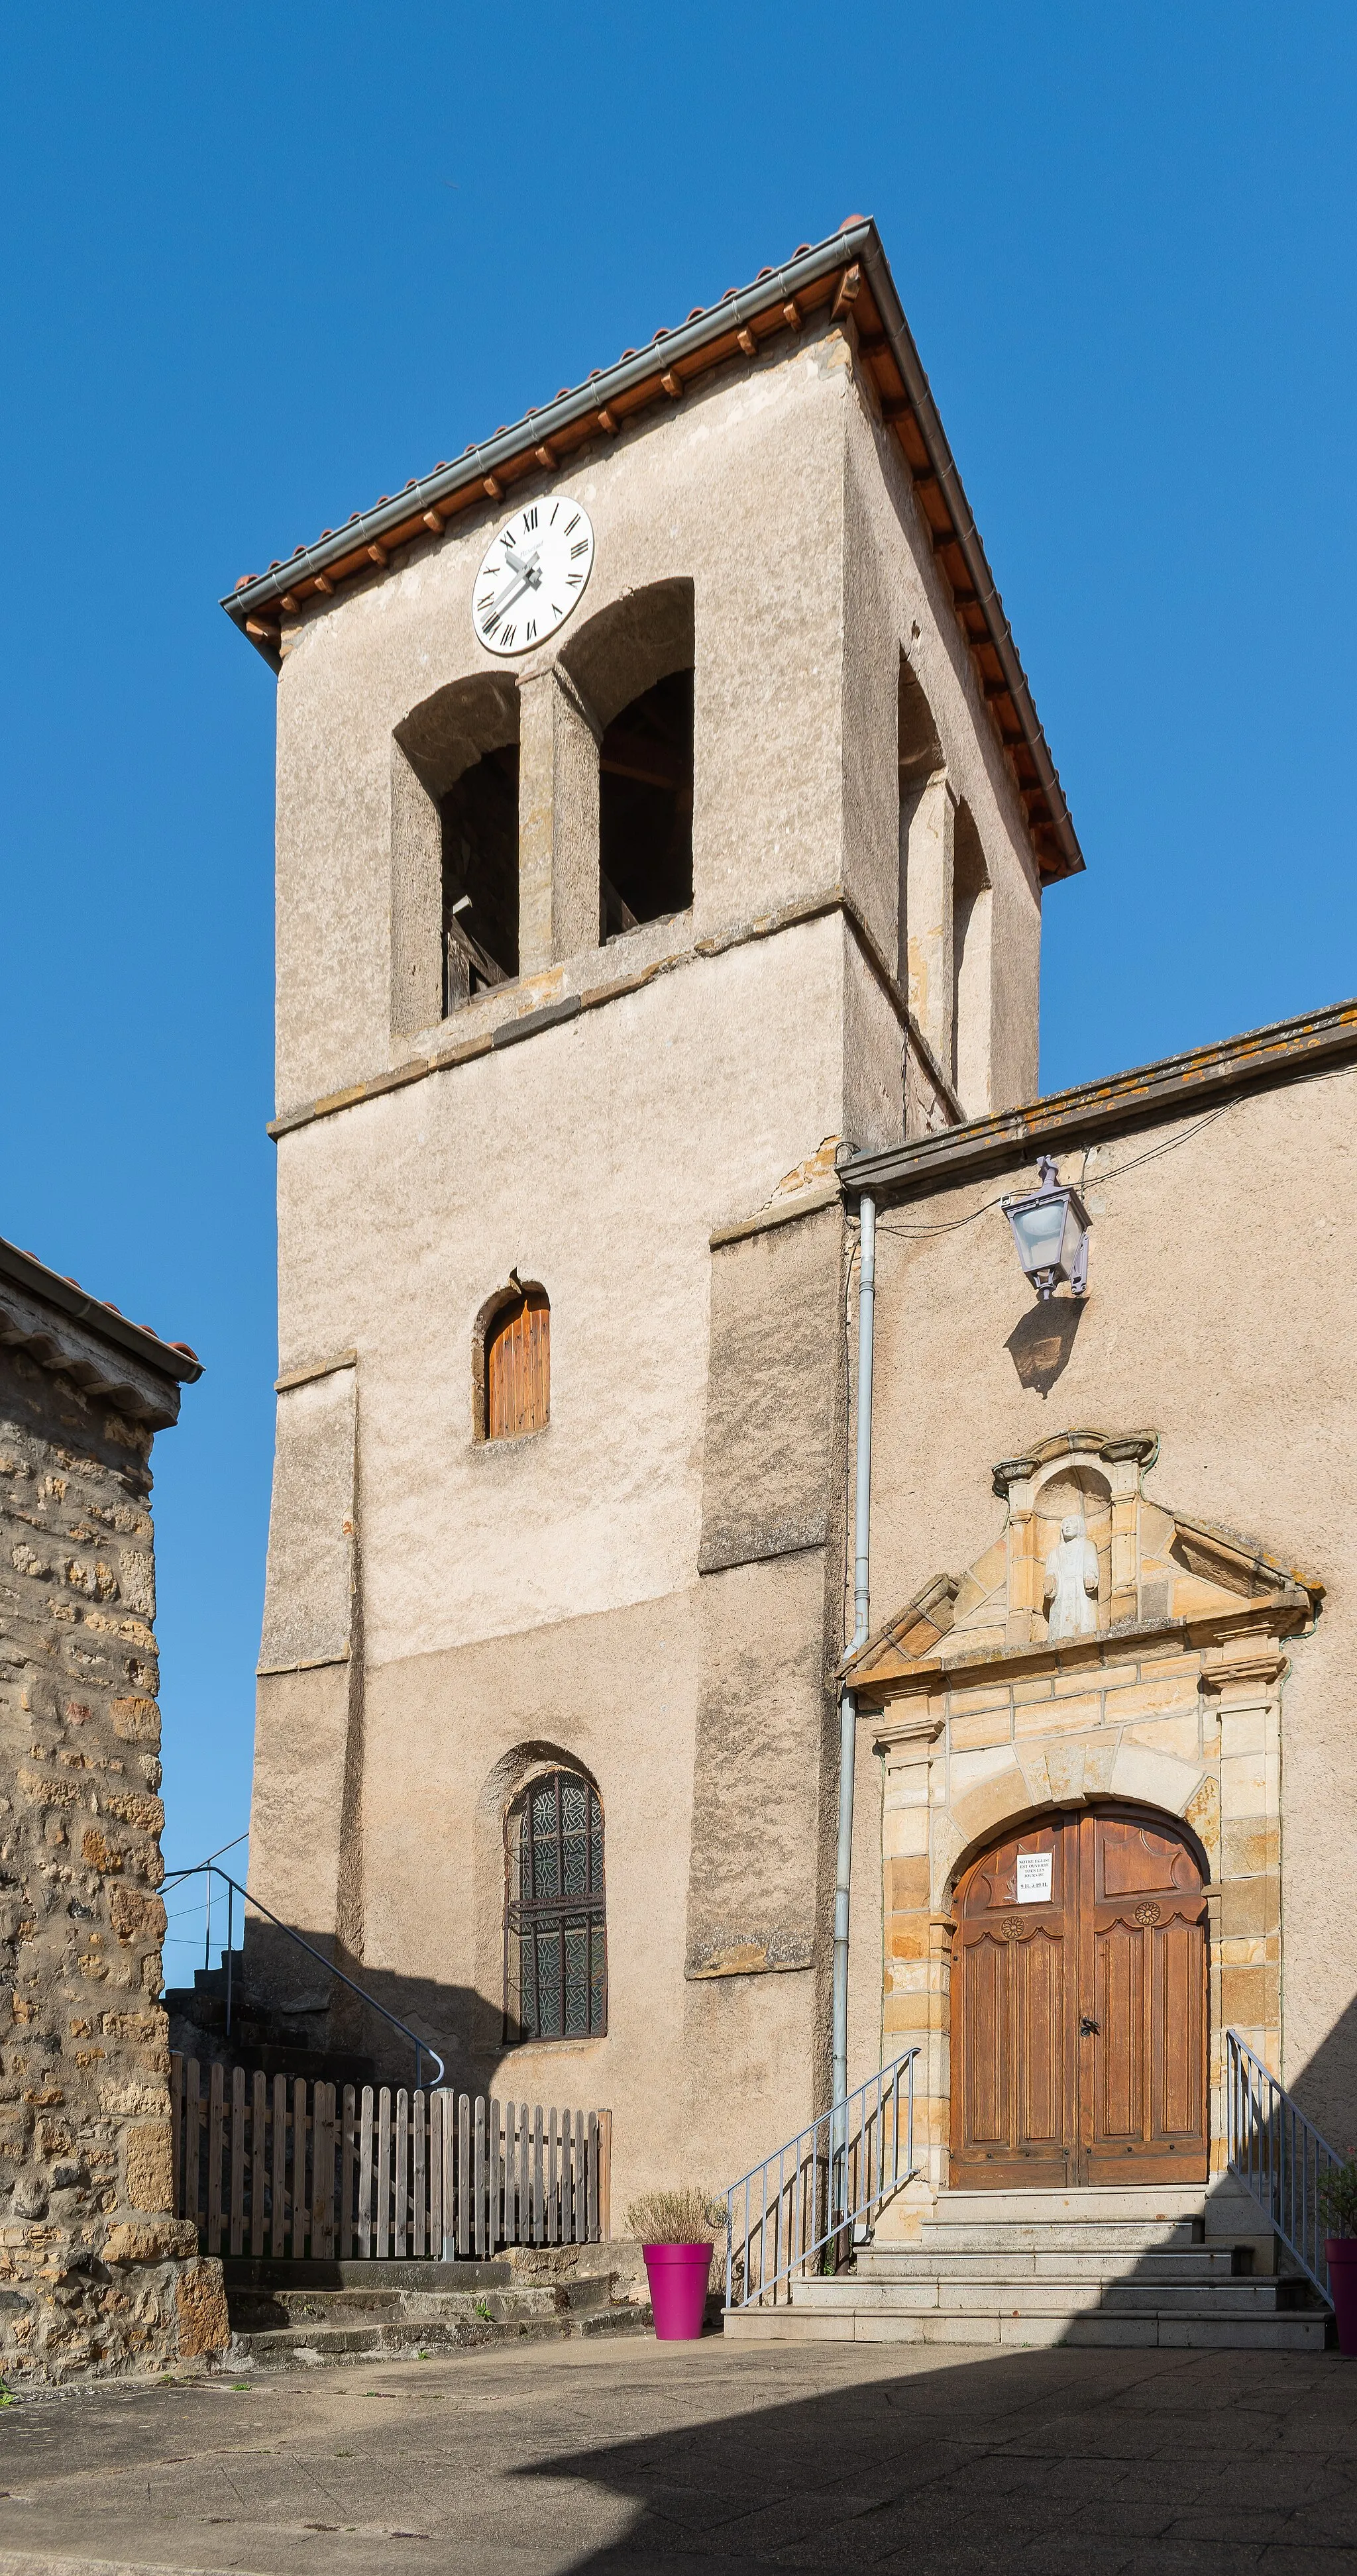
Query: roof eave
[[0, 1235, 203, 1391], [221, 223, 879, 633], [221, 218, 1082, 885]]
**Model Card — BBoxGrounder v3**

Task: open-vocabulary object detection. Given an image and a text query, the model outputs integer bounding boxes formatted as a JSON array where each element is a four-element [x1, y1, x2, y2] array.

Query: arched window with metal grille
[[484, 1285, 550, 1440], [505, 1770, 606, 2041]]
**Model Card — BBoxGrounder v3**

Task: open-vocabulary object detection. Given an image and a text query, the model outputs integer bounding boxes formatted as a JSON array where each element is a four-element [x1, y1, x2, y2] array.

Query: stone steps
[[724, 2305, 1327, 2351], [867, 2247, 1236, 2281], [881, 2220, 1205, 2256], [724, 2185, 1329, 2353], [222, 2250, 655, 2368], [233, 2302, 648, 2365], [796, 2275, 1307, 2318]]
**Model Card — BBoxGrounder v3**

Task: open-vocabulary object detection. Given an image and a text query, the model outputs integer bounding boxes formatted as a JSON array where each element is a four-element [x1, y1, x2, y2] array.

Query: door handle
[[1079, 2016, 1099, 2037]]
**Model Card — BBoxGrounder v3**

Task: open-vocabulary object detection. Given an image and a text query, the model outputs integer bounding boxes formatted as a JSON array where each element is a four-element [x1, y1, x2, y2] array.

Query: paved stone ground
[[0, 2336, 1353, 2574]]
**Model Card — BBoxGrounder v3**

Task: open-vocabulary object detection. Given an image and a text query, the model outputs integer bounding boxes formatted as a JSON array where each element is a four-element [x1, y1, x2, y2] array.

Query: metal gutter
[[838, 995, 1357, 1203], [217, 220, 1083, 887], [857, 237, 1081, 883], [0, 1234, 202, 1384], [221, 223, 880, 634]]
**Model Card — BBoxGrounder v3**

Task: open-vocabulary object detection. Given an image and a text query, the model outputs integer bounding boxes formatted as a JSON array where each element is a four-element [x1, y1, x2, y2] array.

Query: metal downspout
[[832, 1193, 876, 2111]]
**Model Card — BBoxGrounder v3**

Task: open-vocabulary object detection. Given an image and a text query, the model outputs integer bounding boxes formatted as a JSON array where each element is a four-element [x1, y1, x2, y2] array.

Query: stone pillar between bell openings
[[902, 772, 955, 1079], [517, 665, 601, 972]]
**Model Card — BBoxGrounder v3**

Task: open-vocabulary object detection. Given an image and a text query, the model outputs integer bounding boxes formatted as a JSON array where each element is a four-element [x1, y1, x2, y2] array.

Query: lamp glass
[[1008, 1194, 1071, 1279]]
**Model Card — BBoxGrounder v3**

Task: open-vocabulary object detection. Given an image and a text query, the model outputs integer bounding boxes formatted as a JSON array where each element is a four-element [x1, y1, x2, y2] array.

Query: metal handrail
[[724, 2048, 918, 2311], [160, 1862, 445, 2090], [1226, 2027, 1340, 2301]]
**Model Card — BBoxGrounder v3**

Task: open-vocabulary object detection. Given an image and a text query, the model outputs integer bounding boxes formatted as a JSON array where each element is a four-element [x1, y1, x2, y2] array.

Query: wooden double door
[[950, 1804, 1207, 2189]]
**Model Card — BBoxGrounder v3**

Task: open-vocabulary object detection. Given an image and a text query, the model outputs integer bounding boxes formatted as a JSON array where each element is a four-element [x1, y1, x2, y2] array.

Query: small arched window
[[484, 1286, 550, 1440], [505, 1771, 606, 2041]]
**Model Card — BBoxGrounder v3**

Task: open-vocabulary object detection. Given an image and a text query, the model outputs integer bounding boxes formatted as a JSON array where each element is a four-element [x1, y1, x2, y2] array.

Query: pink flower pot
[[1326, 2239, 1357, 2355], [642, 2241, 714, 2340]]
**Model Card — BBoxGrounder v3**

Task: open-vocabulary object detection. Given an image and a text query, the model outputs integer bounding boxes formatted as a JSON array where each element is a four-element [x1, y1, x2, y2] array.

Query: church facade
[[227, 218, 1356, 2229]]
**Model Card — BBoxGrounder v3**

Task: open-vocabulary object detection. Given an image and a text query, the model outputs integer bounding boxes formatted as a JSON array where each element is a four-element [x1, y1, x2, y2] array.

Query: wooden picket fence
[[172, 2055, 612, 2261]]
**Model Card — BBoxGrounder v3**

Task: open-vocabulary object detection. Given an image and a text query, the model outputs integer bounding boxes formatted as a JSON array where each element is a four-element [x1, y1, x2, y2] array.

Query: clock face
[[472, 497, 596, 656]]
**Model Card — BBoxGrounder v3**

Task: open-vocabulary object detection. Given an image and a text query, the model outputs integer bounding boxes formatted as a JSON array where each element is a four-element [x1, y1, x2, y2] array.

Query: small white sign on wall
[[1015, 1851, 1054, 1905]]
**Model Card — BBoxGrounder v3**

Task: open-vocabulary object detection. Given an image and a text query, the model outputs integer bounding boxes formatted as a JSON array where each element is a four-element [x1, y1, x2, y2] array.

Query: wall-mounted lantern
[[1002, 1157, 1090, 1302]]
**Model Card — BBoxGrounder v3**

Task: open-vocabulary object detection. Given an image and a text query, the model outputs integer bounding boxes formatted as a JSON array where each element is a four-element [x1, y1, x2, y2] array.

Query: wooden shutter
[[487, 1290, 550, 1439]]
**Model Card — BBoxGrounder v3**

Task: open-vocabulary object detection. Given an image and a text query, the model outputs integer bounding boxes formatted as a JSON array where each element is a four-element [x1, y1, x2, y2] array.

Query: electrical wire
[[861, 1051, 1357, 1243]]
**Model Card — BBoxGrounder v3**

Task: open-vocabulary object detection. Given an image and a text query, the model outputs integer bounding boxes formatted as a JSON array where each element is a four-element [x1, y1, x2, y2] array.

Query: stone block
[[1185, 1773, 1221, 1866], [949, 1745, 1017, 1793], [1221, 1965, 1279, 2026], [1016, 1749, 1052, 1806], [124, 2122, 173, 2215], [1108, 1741, 1203, 1816], [1044, 1741, 1091, 1802], [949, 1765, 1029, 1851], [888, 1858, 929, 1914], [948, 1708, 1012, 1752], [1109, 1671, 1201, 1720], [174, 2257, 229, 2357], [1125, 1714, 1201, 1763], [103, 2218, 199, 2263], [1054, 1662, 1137, 1696], [946, 1682, 1010, 1716], [1221, 1820, 1279, 1877], [1219, 1708, 1266, 1757], [110, 1696, 160, 1745], [1220, 1877, 1279, 1939], [884, 1806, 928, 1859], [1015, 1694, 1102, 1739], [1220, 1751, 1279, 1819], [1082, 1734, 1118, 1793]]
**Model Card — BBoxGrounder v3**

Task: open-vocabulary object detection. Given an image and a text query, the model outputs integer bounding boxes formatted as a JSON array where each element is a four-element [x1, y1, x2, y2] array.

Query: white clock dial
[[472, 497, 595, 656]]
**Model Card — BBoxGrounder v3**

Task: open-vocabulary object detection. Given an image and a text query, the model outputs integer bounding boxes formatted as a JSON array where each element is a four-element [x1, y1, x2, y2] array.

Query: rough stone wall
[[0, 1340, 226, 2380]]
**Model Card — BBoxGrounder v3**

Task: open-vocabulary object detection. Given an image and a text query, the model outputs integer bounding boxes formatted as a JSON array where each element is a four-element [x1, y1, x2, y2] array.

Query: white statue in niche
[[1044, 1516, 1100, 1638]]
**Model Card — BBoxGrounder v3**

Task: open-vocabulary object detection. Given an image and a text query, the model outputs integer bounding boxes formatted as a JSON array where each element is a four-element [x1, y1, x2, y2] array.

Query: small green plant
[[1319, 2155, 1357, 2236], [0, 2380, 13, 2407], [472, 2298, 492, 2322], [624, 2187, 726, 2243]]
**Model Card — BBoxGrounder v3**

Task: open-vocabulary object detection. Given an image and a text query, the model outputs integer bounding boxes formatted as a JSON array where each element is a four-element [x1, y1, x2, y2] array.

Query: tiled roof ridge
[[221, 217, 1082, 888], [233, 231, 841, 590], [0, 1235, 202, 1382]]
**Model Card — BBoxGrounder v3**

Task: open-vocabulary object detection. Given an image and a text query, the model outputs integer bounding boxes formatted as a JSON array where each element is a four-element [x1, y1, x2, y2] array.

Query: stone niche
[[0, 1316, 227, 2383], [843, 1429, 1320, 2202]]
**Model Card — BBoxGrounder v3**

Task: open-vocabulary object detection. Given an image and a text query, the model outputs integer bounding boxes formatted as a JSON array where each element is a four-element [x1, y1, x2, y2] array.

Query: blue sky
[[3, 4, 1353, 1969]]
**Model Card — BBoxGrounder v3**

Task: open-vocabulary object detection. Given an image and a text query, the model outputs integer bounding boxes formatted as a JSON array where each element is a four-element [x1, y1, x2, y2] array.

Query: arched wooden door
[[950, 1804, 1207, 2189]]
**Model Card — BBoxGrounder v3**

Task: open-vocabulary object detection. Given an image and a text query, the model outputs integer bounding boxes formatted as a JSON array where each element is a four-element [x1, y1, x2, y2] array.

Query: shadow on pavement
[[514, 2338, 1357, 2572]]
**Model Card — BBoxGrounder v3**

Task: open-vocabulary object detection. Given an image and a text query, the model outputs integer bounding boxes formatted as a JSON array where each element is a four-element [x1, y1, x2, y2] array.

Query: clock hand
[[492, 567, 536, 616], [502, 541, 543, 586]]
